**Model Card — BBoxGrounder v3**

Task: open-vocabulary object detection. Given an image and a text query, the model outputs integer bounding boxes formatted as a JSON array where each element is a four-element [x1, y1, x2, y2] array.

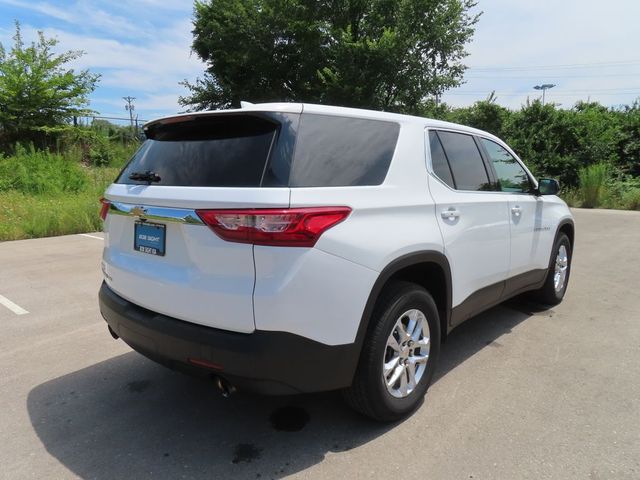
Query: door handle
[[511, 206, 522, 217], [441, 208, 460, 220]]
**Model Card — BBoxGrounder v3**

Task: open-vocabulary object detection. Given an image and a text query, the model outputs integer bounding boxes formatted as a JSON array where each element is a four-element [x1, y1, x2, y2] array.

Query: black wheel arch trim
[[543, 217, 575, 283], [353, 250, 452, 352], [556, 218, 575, 249]]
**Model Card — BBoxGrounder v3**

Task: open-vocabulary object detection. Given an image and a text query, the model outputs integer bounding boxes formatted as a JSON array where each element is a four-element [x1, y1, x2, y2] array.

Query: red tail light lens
[[99, 198, 110, 221], [195, 207, 351, 247]]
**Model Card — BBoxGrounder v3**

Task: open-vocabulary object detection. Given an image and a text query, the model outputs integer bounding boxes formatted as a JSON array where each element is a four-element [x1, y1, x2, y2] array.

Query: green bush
[[620, 189, 640, 210], [54, 127, 140, 167], [0, 166, 120, 240], [560, 189, 581, 208], [0, 145, 87, 194], [578, 163, 609, 208]]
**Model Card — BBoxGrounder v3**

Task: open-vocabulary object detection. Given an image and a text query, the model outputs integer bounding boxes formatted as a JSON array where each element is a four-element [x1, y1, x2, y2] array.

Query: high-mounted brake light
[[99, 198, 110, 221], [195, 207, 351, 247]]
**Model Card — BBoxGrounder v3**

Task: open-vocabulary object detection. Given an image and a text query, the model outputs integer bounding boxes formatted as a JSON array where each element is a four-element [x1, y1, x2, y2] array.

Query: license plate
[[134, 222, 166, 256]]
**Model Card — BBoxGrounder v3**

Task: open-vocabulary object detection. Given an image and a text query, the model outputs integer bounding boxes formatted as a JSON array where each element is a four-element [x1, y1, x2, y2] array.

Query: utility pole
[[533, 84, 556, 105], [123, 96, 136, 134]]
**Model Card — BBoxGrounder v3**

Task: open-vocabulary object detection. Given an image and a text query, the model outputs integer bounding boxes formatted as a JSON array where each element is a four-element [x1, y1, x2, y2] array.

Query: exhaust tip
[[215, 376, 236, 398], [108, 325, 119, 340]]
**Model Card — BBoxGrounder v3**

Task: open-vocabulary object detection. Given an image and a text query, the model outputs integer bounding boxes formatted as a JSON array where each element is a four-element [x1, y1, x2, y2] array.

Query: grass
[[0, 145, 87, 195], [578, 163, 609, 208], [1, 151, 639, 242], [0, 166, 120, 241], [562, 166, 640, 211], [0, 140, 131, 241]]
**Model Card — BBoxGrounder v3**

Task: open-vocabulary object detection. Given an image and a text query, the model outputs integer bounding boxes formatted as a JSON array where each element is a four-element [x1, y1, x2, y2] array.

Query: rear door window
[[289, 114, 400, 187], [436, 131, 492, 191], [118, 115, 281, 187], [480, 138, 532, 193], [428, 131, 455, 189]]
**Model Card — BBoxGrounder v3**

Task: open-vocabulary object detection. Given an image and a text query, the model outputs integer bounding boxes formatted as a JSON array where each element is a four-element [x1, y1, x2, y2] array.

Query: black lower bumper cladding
[[98, 282, 360, 395]]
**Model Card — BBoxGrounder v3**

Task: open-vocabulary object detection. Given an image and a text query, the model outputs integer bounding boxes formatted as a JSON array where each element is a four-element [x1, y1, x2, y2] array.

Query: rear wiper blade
[[128, 170, 161, 183]]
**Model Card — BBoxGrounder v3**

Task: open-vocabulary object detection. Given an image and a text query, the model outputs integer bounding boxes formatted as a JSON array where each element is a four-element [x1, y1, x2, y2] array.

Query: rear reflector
[[188, 358, 224, 370], [195, 207, 351, 247], [99, 198, 110, 221]]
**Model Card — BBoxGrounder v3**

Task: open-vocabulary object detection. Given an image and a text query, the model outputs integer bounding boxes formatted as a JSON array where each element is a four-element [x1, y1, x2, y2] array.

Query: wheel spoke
[[411, 320, 424, 342], [406, 311, 418, 338], [384, 356, 400, 377], [396, 320, 410, 341], [386, 334, 401, 352], [399, 367, 408, 396], [387, 365, 404, 388], [407, 362, 417, 391], [410, 354, 429, 365]]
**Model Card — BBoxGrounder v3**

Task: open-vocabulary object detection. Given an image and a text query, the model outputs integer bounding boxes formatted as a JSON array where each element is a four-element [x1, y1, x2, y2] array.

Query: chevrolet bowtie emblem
[[131, 206, 147, 220]]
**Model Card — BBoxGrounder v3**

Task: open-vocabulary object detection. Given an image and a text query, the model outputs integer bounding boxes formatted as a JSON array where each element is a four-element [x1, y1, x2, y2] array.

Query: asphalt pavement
[[1, 209, 639, 479]]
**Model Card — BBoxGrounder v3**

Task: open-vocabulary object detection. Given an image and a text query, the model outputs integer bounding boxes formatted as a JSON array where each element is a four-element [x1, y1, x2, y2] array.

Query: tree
[[180, 0, 480, 112], [617, 101, 640, 176], [448, 91, 509, 137], [0, 22, 100, 148]]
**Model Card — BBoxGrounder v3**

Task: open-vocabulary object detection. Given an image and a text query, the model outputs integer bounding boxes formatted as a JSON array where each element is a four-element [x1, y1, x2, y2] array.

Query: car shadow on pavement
[[27, 298, 545, 480]]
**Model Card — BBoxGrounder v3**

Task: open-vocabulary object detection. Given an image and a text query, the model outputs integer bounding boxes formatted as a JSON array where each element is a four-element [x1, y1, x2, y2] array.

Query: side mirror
[[537, 178, 560, 196]]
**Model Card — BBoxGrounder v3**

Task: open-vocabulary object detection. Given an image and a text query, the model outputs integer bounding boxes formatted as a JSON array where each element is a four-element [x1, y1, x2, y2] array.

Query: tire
[[343, 281, 441, 422], [532, 233, 572, 305]]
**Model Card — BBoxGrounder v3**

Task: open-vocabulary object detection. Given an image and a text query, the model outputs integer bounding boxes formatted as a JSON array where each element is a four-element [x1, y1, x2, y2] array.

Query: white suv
[[99, 103, 574, 421]]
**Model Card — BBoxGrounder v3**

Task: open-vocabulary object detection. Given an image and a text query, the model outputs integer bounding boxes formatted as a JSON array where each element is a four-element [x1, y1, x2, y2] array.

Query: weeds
[[578, 163, 609, 208], [0, 152, 121, 240]]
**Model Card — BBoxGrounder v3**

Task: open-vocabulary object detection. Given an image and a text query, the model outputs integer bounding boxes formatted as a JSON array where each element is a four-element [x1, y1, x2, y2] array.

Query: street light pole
[[533, 84, 556, 105]]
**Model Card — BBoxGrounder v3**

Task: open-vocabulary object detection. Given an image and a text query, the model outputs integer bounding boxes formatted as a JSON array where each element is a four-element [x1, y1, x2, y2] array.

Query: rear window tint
[[117, 115, 278, 187], [428, 131, 455, 189], [437, 131, 492, 191], [289, 114, 399, 187]]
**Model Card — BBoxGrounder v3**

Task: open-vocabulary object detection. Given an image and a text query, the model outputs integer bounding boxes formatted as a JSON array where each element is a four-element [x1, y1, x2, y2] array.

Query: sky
[[0, 0, 638, 123]]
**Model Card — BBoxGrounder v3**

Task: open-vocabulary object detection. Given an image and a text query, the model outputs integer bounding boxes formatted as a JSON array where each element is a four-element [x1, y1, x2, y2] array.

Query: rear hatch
[[102, 108, 300, 333]]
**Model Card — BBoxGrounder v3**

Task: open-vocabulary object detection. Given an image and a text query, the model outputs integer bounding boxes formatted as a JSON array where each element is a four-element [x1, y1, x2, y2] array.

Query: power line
[[76, 115, 149, 122], [469, 60, 640, 71], [467, 72, 640, 79], [445, 92, 640, 97], [447, 87, 640, 95]]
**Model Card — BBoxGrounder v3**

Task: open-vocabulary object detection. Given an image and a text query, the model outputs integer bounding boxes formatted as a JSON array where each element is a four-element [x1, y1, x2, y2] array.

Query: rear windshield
[[117, 112, 399, 188], [118, 115, 280, 187]]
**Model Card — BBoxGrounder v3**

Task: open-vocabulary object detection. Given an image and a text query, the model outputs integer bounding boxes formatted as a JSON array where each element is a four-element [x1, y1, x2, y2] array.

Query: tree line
[[1, 3, 639, 193], [421, 96, 640, 188]]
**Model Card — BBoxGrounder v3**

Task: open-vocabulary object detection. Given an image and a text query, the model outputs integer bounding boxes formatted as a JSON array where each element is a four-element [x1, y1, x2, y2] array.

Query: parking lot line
[[79, 233, 104, 240], [0, 294, 29, 315]]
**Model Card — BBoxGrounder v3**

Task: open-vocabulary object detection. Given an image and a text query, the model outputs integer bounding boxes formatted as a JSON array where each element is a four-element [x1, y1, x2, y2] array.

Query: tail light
[[195, 207, 351, 247], [99, 198, 110, 221]]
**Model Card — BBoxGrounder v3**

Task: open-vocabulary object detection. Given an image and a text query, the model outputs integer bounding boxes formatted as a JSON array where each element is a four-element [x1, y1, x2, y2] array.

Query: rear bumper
[[99, 282, 360, 394]]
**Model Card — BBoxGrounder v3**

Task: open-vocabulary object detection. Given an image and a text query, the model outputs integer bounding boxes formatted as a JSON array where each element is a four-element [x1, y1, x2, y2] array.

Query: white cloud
[[0, 0, 148, 38], [0, 17, 205, 117], [3, 0, 638, 113], [442, 0, 640, 108]]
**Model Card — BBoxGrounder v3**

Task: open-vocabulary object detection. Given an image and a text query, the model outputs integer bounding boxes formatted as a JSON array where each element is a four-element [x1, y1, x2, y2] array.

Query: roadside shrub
[[578, 163, 609, 208], [560, 189, 581, 208], [0, 166, 118, 240], [0, 145, 87, 194], [53, 126, 140, 167], [620, 189, 640, 210]]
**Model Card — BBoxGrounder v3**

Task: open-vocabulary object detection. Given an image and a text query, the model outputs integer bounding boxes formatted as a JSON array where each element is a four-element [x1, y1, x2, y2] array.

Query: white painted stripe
[[79, 233, 104, 240], [0, 294, 29, 315]]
